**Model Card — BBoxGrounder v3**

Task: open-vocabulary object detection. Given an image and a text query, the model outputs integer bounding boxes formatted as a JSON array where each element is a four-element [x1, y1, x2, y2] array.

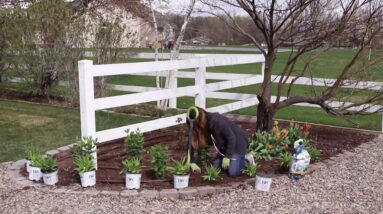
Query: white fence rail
[[79, 55, 265, 142]]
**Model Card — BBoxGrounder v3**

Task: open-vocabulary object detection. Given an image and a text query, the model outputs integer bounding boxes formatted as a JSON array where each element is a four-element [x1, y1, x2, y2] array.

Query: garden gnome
[[290, 139, 311, 181]]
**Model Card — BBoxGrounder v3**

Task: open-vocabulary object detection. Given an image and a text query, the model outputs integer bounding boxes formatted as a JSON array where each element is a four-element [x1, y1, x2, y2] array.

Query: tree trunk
[[256, 51, 276, 132], [256, 99, 274, 131]]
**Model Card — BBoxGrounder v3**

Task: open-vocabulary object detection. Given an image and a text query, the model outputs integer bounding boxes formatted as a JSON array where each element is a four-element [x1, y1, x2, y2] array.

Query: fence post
[[168, 71, 178, 109], [195, 56, 206, 109], [78, 60, 97, 169]]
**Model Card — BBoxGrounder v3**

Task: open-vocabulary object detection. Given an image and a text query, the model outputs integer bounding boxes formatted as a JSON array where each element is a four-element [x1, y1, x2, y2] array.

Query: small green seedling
[[307, 146, 321, 162], [280, 152, 292, 168], [242, 163, 260, 177], [202, 165, 221, 182], [167, 157, 189, 176]]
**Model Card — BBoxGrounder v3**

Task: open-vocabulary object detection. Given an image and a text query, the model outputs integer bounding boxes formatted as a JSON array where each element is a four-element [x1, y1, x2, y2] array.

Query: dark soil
[[21, 121, 377, 191]]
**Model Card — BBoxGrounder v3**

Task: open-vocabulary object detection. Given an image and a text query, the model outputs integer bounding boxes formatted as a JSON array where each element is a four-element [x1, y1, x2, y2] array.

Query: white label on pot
[[255, 175, 272, 192]]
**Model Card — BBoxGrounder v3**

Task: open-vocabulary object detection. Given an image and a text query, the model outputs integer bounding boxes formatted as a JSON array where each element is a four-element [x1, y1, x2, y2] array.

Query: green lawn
[[0, 100, 151, 162]]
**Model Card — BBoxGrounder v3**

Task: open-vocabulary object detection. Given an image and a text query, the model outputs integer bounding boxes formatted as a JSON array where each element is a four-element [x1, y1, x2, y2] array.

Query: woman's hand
[[222, 157, 230, 169]]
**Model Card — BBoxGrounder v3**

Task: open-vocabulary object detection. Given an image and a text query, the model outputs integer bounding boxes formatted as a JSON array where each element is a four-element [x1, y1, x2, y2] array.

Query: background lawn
[[0, 100, 151, 162]]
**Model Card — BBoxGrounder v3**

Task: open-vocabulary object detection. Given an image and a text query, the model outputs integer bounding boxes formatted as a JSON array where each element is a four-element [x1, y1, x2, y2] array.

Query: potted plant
[[122, 158, 142, 189], [75, 154, 96, 187], [74, 137, 98, 169], [202, 165, 221, 182], [40, 156, 58, 185], [28, 152, 43, 181], [167, 157, 190, 189], [25, 146, 40, 173], [150, 145, 168, 179]]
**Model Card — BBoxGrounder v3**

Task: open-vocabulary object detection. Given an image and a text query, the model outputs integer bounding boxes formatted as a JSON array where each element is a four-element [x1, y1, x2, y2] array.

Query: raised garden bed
[[20, 120, 378, 191]]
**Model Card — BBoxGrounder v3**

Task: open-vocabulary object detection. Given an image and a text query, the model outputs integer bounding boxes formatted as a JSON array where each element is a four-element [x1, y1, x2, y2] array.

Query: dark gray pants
[[214, 153, 247, 177]]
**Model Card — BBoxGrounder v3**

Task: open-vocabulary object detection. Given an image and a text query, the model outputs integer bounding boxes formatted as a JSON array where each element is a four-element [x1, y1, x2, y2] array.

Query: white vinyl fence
[[79, 54, 383, 144], [79, 55, 265, 142]]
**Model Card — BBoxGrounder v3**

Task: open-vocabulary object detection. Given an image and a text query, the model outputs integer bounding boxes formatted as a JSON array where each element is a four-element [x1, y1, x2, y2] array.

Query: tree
[[160, 0, 196, 109], [202, 0, 383, 131]]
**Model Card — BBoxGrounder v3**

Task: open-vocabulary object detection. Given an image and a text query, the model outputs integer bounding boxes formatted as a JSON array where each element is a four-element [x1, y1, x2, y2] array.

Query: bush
[[151, 145, 168, 179], [125, 129, 145, 159], [74, 136, 97, 158], [75, 155, 95, 173], [122, 158, 141, 174], [202, 165, 221, 182], [40, 156, 57, 173]]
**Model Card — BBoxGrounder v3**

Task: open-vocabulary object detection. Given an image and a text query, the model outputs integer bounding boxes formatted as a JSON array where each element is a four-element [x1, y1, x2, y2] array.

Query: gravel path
[[1, 136, 382, 214]]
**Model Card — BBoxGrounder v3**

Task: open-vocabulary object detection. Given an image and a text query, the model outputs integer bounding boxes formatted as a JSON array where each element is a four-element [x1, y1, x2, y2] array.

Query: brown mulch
[[34, 121, 377, 191]]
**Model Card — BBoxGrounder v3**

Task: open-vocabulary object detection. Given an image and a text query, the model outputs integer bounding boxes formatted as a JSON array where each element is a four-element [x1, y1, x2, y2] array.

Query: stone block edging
[[2, 136, 381, 200]]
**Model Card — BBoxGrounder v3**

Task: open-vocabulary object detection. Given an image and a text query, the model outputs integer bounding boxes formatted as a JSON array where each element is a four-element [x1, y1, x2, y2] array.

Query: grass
[[0, 99, 151, 162]]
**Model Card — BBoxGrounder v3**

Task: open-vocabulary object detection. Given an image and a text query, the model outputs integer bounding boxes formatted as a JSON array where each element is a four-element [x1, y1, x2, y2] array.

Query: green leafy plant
[[122, 158, 141, 174], [307, 146, 321, 163], [74, 136, 97, 158], [248, 131, 285, 161], [26, 146, 40, 161], [167, 157, 190, 176], [197, 147, 211, 168], [202, 165, 221, 182], [26, 146, 43, 167], [242, 163, 260, 177], [75, 155, 95, 173], [279, 152, 292, 168], [151, 145, 168, 179], [125, 129, 145, 159], [40, 156, 57, 173]]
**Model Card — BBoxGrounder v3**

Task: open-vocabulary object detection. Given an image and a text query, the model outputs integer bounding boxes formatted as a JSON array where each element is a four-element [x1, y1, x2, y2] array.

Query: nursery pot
[[28, 166, 42, 181], [80, 170, 96, 187], [125, 173, 141, 189], [42, 170, 58, 185], [255, 173, 272, 192], [173, 174, 190, 189], [26, 160, 31, 173]]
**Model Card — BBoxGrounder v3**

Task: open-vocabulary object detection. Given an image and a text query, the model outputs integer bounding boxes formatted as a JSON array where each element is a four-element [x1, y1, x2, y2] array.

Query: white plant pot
[[173, 174, 190, 189], [80, 170, 96, 187], [125, 173, 141, 189], [42, 170, 58, 185], [26, 160, 31, 173], [255, 174, 272, 192], [28, 166, 42, 181]]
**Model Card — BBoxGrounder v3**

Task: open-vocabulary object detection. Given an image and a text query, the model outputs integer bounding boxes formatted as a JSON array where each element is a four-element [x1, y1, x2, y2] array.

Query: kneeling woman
[[186, 106, 254, 177]]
